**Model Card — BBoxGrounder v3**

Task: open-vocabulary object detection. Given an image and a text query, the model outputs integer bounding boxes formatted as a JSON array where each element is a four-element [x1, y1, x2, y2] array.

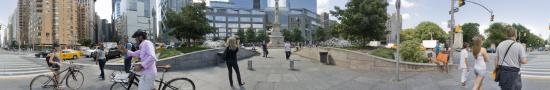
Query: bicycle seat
[[156, 65, 172, 72]]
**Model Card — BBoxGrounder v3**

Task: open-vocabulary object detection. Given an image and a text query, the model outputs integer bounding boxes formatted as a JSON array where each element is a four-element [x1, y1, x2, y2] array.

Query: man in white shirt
[[495, 26, 527, 90], [459, 43, 469, 86], [284, 42, 291, 60]]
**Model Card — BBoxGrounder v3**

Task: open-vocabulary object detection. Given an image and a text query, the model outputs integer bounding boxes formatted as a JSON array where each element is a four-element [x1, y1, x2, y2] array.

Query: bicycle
[[110, 64, 195, 90], [30, 61, 85, 90]]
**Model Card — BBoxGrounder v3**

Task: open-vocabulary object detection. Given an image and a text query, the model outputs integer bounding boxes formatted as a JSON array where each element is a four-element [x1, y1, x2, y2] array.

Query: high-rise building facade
[[27, 0, 80, 48], [205, 1, 268, 39], [76, 0, 96, 42], [18, 0, 31, 46], [113, 0, 157, 43], [159, 0, 193, 44]]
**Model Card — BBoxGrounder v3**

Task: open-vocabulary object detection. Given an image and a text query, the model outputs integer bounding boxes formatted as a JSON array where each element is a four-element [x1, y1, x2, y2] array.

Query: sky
[[1, 0, 549, 41]]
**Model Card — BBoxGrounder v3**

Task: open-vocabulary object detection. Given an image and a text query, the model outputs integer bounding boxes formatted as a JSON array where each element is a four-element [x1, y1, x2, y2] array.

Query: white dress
[[473, 52, 486, 75]]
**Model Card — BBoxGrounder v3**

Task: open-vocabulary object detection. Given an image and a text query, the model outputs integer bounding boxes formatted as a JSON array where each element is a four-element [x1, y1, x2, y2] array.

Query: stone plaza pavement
[[1, 49, 548, 90]]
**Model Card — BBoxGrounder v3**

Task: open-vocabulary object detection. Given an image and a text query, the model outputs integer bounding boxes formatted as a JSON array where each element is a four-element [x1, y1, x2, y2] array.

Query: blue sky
[[1, 0, 549, 40]]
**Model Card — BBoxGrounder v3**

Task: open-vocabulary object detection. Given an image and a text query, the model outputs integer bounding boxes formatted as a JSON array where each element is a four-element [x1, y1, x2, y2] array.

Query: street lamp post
[[394, 0, 402, 81]]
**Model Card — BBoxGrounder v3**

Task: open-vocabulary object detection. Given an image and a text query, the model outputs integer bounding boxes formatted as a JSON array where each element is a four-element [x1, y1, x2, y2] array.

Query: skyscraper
[[112, 0, 157, 43]]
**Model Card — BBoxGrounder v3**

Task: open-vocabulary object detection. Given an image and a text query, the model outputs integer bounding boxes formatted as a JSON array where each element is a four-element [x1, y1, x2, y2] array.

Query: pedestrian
[[284, 41, 292, 60], [119, 30, 158, 90], [95, 43, 107, 80], [224, 36, 245, 87], [459, 43, 470, 86], [123, 36, 133, 73], [494, 26, 527, 90], [262, 41, 268, 57], [472, 35, 489, 90]]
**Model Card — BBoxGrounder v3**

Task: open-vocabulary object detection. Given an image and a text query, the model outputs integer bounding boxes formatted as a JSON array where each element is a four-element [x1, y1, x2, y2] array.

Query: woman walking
[[472, 35, 489, 90], [224, 36, 245, 87], [95, 43, 107, 80]]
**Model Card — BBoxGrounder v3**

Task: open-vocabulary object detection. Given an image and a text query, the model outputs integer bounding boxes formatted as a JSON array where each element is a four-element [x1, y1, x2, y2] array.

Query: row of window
[[211, 23, 264, 28], [208, 15, 264, 22]]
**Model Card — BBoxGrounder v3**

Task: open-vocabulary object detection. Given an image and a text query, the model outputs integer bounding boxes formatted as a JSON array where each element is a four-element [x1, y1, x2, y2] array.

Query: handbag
[[493, 42, 515, 82]]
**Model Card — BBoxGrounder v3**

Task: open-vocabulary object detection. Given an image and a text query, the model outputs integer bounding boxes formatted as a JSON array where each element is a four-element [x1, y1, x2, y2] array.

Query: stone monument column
[[268, 0, 285, 47]]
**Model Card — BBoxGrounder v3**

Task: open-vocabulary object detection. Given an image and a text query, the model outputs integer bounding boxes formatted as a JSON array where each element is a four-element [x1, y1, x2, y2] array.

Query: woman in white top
[[472, 35, 489, 90]]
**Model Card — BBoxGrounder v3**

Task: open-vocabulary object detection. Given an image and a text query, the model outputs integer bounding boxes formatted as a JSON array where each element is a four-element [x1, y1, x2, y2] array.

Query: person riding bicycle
[[118, 30, 158, 90], [46, 44, 63, 89]]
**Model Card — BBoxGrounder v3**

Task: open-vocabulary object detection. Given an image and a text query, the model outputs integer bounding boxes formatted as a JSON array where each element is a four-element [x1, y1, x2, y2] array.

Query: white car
[[83, 48, 96, 58]]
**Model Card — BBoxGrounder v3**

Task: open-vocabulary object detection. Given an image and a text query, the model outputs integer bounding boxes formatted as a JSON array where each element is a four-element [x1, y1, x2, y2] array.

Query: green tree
[[164, 2, 214, 47], [484, 23, 508, 47], [257, 30, 270, 43], [399, 28, 416, 42], [512, 23, 545, 47], [400, 39, 428, 63], [414, 21, 448, 42], [291, 28, 304, 43], [77, 38, 93, 47], [330, 0, 388, 46], [282, 29, 292, 42], [461, 23, 480, 45], [236, 29, 245, 42], [313, 27, 329, 42], [245, 28, 257, 43]]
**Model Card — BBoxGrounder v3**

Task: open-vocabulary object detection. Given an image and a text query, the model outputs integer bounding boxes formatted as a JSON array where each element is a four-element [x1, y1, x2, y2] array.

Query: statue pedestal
[[269, 36, 284, 47]]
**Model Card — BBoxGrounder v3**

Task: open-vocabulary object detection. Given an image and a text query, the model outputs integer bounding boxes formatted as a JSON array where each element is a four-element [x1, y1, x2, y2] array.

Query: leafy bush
[[369, 48, 395, 59], [159, 49, 181, 59], [176, 46, 210, 53], [400, 40, 428, 63]]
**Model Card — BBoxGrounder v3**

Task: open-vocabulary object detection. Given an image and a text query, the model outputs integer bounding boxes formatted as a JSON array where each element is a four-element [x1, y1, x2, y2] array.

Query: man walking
[[262, 41, 268, 57], [284, 41, 292, 60], [123, 36, 133, 73], [119, 31, 158, 90], [495, 26, 528, 90]]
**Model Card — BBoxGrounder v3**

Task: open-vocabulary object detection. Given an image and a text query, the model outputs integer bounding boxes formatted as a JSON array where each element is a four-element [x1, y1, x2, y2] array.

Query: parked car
[[34, 49, 52, 58], [106, 47, 122, 59], [83, 48, 96, 58], [60, 49, 81, 60]]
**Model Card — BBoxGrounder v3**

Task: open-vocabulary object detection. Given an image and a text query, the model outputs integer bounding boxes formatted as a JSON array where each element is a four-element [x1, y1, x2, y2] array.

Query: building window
[[252, 17, 263, 22], [240, 17, 250, 22], [228, 23, 238, 28], [215, 23, 226, 28], [252, 24, 263, 28], [240, 24, 251, 28], [227, 16, 238, 22], [206, 15, 213, 21], [215, 16, 226, 22]]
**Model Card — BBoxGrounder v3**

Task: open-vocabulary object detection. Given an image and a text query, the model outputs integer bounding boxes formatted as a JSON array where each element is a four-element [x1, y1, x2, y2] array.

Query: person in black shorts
[[46, 44, 62, 89]]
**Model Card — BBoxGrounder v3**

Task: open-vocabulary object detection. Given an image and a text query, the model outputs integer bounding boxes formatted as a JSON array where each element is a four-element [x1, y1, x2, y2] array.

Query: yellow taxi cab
[[60, 49, 82, 60]]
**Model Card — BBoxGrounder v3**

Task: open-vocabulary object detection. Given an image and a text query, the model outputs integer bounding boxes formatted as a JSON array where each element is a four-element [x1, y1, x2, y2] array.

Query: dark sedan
[[35, 49, 52, 58]]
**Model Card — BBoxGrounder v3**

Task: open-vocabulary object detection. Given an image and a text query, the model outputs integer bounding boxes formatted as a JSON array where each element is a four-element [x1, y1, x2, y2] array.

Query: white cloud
[[389, 0, 415, 8], [440, 21, 450, 32], [95, 0, 112, 22], [402, 13, 411, 20]]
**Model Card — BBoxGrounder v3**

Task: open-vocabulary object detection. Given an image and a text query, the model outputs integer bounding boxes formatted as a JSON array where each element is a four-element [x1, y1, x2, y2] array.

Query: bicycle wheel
[[110, 82, 138, 90], [110, 70, 124, 79], [162, 78, 195, 90], [65, 71, 84, 89], [30, 75, 55, 90]]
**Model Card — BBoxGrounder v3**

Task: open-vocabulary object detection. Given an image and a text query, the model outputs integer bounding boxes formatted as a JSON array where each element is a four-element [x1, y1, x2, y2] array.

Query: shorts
[[49, 63, 60, 71], [138, 74, 156, 90], [474, 69, 486, 76]]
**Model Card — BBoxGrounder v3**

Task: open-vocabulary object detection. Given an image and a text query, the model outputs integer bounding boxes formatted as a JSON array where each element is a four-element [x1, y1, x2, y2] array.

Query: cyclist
[[119, 30, 158, 90], [46, 44, 63, 89]]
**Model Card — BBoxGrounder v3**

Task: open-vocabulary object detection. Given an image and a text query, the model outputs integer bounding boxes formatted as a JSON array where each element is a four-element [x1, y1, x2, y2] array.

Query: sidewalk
[[1, 49, 548, 90]]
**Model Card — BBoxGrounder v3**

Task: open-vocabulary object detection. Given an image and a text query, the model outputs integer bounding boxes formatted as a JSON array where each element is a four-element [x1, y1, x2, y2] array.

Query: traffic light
[[490, 15, 494, 21], [458, 0, 466, 7], [454, 24, 462, 33]]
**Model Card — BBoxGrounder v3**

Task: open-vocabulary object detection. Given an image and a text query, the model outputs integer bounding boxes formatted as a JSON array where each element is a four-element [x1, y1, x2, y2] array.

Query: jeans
[[285, 51, 291, 60], [226, 61, 243, 86], [98, 59, 106, 79], [124, 57, 132, 73]]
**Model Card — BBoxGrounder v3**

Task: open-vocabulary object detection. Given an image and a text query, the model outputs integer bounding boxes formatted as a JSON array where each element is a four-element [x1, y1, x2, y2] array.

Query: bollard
[[248, 60, 253, 70], [289, 60, 295, 70]]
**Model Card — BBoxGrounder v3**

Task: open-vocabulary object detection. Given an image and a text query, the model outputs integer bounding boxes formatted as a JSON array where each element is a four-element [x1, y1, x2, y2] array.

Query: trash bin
[[319, 52, 328, 64]]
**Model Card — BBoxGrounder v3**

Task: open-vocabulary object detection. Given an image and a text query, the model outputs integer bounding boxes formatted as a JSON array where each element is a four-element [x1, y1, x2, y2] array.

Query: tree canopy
[[461, 23, 480, 45], [163, 2, 214, 47], [330, 0, 389, 45]]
